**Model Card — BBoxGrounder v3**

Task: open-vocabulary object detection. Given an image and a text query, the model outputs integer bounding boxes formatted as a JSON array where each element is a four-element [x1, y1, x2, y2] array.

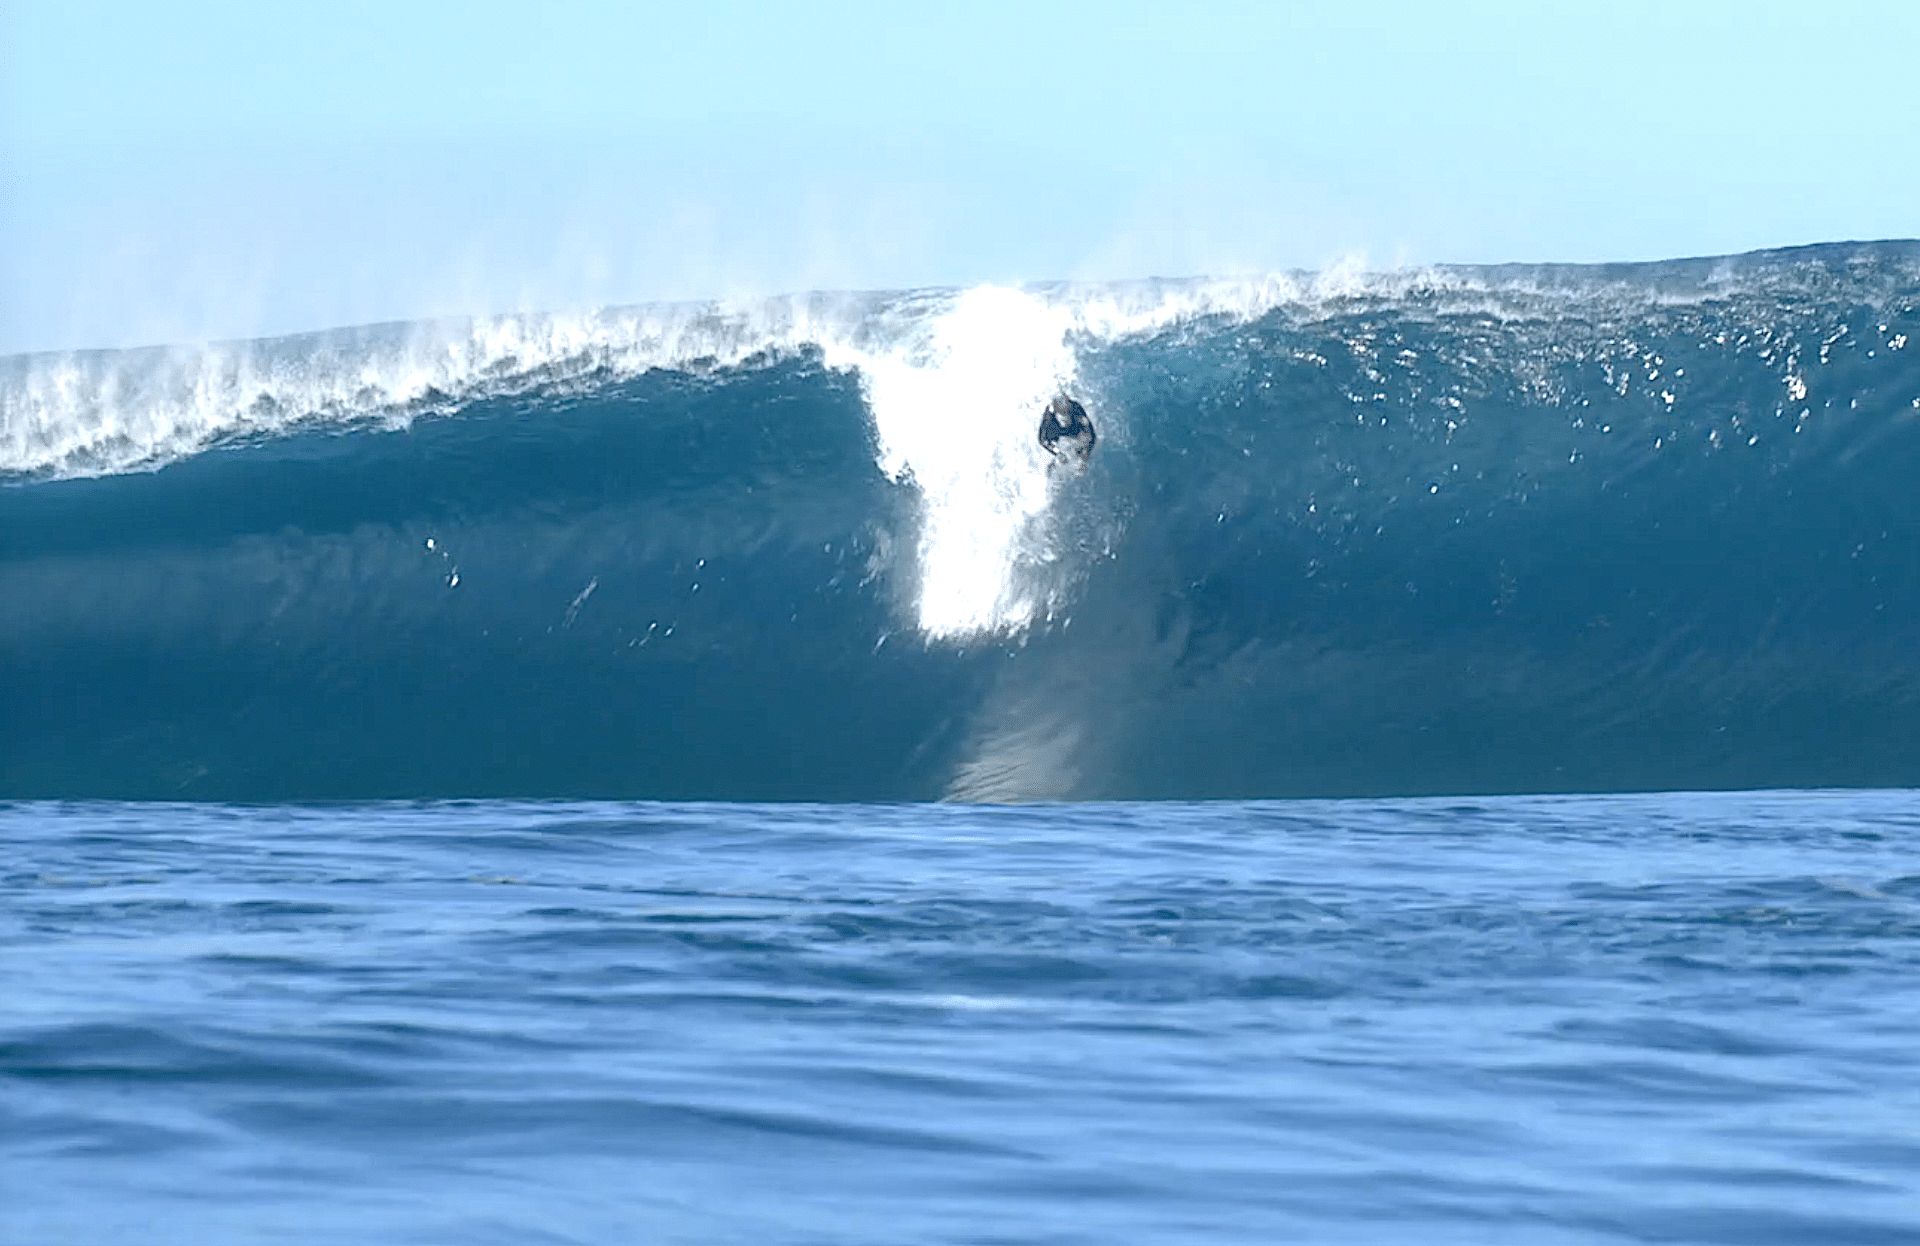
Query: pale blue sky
[[4, 0, 1916, 352]]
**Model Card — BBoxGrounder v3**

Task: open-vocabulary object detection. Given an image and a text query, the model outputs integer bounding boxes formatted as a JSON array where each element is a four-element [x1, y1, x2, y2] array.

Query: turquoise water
[[6, 792, 1918, 1244], [8, 244, 1920, 801]]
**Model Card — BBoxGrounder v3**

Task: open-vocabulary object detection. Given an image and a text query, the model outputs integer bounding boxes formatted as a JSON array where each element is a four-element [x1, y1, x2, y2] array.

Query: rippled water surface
[[5, 792, 1919, 1244]]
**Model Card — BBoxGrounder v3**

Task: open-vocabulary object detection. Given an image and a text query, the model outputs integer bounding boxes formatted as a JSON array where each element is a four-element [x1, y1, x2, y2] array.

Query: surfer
[[1039, 395, 1096, 474]]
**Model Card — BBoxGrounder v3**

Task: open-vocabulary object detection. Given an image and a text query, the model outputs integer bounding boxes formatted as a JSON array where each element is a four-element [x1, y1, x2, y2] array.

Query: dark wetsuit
[[1039, 396, 1096, 470]]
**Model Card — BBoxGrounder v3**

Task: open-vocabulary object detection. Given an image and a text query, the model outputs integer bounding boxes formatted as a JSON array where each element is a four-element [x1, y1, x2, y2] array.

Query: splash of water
[[821, 286, 1076, 637]]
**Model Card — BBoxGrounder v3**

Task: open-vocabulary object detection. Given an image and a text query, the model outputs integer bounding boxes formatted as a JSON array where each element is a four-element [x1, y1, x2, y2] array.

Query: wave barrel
[[4, 244, 1920, 799]]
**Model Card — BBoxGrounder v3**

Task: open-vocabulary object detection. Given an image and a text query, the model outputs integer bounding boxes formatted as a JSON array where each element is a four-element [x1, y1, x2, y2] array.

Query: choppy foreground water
[[5, 791, 1919, 1244]]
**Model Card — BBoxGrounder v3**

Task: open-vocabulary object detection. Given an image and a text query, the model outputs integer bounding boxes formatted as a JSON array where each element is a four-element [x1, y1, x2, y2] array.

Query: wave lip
[[21, 240, 1913, 484], [0, 302, 822, 482]]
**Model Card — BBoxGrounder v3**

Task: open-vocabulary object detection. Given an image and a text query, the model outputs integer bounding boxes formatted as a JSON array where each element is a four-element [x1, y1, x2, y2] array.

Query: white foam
[[830, 275, 1442, 637], [0, 267, 1470, 486], [0, 301, 836, 484], [5, 275, 1344, 639], [820, 286, 1073, 636], [13, 259, 1851, 639]]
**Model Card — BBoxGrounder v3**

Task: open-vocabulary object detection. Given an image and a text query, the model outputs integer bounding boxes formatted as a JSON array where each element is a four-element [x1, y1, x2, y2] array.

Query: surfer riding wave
[[1039, 396, 1095, 475]]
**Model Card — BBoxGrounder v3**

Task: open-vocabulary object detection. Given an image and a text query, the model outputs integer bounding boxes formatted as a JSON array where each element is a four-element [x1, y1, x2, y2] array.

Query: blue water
[[7, 244, 1920, 1241], [6, 792, 1918, 1244], [7, 243, 1920, 800]]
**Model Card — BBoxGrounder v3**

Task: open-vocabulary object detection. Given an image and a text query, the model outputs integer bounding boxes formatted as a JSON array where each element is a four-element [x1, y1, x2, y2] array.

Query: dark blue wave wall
[[5, 243, 1919, 799], [1038, 251, 1920, 799], [1, 362, 986, 799]]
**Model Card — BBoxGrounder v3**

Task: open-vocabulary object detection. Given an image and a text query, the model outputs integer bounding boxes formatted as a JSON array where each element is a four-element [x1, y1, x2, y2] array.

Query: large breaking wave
[[5, 241, 1919, 800]]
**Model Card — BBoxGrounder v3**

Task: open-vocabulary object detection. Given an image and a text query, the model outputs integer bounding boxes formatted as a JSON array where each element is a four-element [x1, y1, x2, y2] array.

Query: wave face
[[5, 242, 1920, 800]]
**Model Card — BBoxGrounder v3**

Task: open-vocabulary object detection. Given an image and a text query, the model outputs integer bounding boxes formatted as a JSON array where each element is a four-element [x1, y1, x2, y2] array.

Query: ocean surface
[[6, 793, 1920, 1245], [5, 243, 1920, 1242]]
